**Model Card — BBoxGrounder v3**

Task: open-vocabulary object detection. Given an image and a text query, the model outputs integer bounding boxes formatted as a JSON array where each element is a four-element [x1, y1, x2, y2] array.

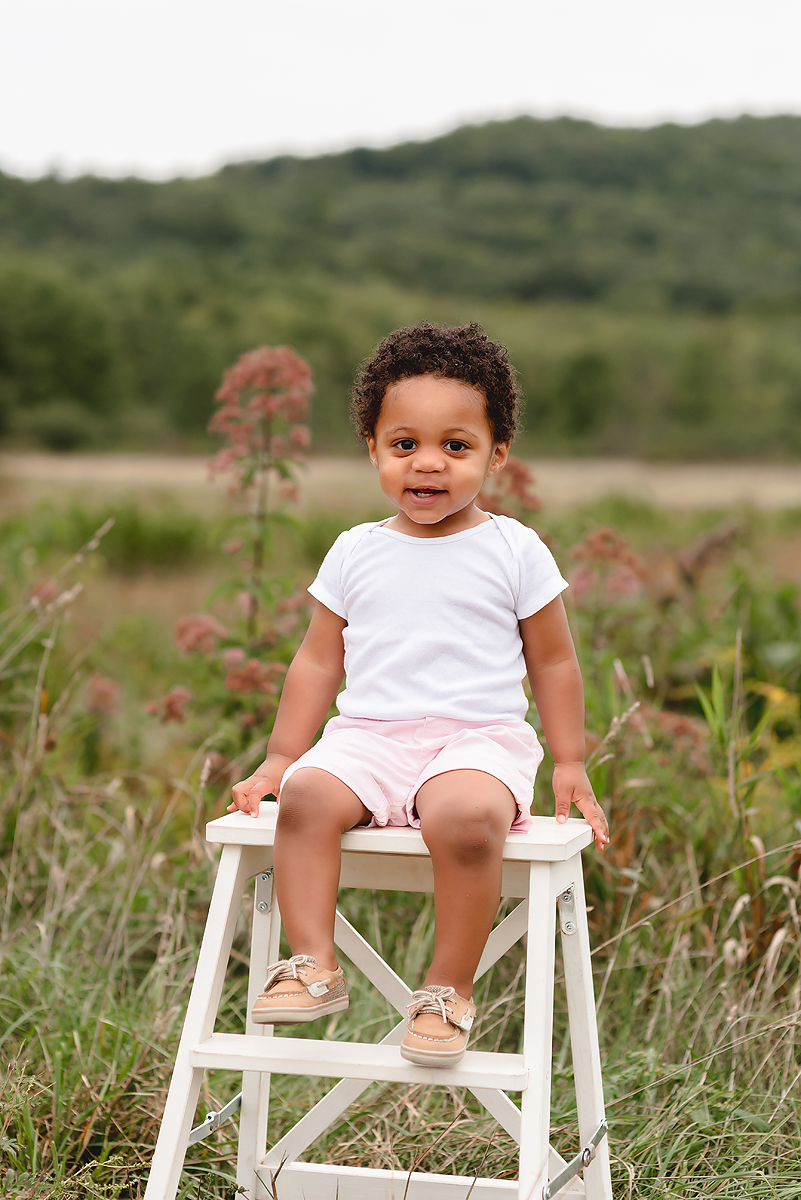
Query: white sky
[[3, 0, 801, 179]]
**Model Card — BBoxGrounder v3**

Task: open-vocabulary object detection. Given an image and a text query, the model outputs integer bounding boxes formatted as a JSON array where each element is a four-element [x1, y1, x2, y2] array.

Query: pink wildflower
[[236, 591, 257, 618], [568, 564, 599, 597], [276, 588, 311, 614], [207, 345, 314, 495], [283, 395, 310, 423], [223, 647, 246, 668], [214, 346, 313, 406], [569, 527, 645, 572], [146, 686, 193, 723], [289, 425, 311, 449], [207, 446, 247, 481], [479, 456, 540, 518], [278, 478, 300, 503], [223, 539, 243, 555], [174, 614, 228, 653], [606, 566, 643, 598], [274, 586, 313, 633], [567, 526, 647, 606], [85, 673, 121, 714], [225, 659, 287, 694], [645, 703, 710, 773]]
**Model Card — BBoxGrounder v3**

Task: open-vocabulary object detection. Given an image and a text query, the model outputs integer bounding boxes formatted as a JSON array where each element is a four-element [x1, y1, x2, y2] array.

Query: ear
[[487, 442, 511, 476], [366, 435, 378, 468]]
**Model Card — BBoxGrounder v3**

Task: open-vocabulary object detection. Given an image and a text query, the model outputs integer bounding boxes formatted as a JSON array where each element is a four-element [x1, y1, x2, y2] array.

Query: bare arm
[[520, 596, 609, 849], [229, 600, 347, 817]]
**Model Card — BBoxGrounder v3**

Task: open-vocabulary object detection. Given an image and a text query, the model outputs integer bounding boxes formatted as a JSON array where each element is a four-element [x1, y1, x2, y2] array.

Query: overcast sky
[[3, 0, 801, 179]]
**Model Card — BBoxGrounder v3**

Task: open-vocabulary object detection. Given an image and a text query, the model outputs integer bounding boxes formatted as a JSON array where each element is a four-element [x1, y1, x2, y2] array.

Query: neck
[[386, 504, 491, 538]]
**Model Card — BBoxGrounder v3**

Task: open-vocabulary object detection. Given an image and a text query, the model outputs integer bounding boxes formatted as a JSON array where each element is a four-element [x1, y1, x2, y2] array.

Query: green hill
[[3, 115, 801, 457]]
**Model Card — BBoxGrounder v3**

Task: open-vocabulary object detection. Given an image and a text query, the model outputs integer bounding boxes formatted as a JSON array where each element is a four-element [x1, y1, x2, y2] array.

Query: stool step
[[257, 1162, 585, 1198], [263, 1162, 519, 1198], [190, 1033, 528, 1090]]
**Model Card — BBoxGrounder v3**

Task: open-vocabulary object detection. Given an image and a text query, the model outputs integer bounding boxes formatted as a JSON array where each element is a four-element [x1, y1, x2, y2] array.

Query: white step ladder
[[144, 804, 613, 1200]]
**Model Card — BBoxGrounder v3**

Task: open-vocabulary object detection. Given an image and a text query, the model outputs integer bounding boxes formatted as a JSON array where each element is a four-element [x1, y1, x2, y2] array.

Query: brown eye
[[396, 439, 416, 450], [445, 440, 467, 452]]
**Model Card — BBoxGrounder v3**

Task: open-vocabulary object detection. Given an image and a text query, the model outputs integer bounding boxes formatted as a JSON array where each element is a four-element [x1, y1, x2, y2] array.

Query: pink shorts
[[279, 715, 543, 832]]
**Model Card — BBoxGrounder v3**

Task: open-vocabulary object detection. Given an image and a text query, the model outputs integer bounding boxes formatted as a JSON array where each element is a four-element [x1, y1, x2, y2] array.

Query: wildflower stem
[[248, 436, 270, 639]]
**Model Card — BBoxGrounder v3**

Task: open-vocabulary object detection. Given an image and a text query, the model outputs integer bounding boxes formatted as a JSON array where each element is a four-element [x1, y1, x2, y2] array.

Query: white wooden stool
[[144, 803, 612, 1200]]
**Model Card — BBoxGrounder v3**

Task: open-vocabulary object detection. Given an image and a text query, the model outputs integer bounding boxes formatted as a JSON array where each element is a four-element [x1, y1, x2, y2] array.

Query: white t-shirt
[[307, 514, 568, 723]]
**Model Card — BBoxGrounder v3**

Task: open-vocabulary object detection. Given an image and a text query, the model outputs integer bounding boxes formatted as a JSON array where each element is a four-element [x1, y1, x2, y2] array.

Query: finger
[[227, 797, 251, 814], [575, 797, 610, 848], [554, 791, 572, 825], [246, 778, 273, 817], [230, 780, 251, 807], [589, 811, 610, 849], [228, 778, 257, 815]]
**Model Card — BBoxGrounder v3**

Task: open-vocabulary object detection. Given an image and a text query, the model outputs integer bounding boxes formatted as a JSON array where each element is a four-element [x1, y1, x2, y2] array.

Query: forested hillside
[[3, 114, 801, 456]]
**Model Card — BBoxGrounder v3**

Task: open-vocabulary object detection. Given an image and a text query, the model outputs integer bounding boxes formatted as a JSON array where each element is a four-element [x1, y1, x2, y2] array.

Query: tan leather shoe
[[400, 984, 476, 1067], [251, 954, 348, 1025]]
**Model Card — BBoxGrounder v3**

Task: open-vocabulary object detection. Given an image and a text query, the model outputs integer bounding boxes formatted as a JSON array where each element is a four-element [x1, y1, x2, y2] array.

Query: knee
[[277, 771, 327, 834], [424, 798, 508, 866]]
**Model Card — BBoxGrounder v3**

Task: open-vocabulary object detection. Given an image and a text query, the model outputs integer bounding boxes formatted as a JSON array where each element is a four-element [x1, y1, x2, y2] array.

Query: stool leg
[[144, 844, 255, 1200], [518, 861, 557, 1200], [238, 871, 281, 1199], [561, 858, 613, 1200]]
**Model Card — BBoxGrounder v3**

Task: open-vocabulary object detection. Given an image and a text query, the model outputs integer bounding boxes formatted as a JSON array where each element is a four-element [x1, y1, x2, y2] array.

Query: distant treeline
[[2, 114, 801, 456]]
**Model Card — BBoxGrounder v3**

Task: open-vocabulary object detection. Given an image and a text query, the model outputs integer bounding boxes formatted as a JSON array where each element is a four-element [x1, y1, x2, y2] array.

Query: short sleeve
[[513, 525, 569, 620], [307, 534, 349, 619], [306, 522, 378, 620]]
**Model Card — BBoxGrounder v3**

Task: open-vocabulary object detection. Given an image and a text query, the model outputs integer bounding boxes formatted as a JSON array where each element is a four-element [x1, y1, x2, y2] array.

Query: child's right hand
[[228, 753, 295, 819]]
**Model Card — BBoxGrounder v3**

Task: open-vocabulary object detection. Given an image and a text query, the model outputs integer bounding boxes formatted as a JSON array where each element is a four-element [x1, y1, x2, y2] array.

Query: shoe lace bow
[[263, 954, 317, 991], [406, 985, 457, 1022]]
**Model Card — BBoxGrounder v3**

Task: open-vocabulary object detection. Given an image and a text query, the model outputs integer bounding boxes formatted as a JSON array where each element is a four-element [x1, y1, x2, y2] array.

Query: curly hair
[[350, 322, 522, 444]]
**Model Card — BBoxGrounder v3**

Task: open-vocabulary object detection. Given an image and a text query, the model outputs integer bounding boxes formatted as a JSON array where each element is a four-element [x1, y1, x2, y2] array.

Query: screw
[[257, 901, 268, 912], [563, 921, 577, 934]]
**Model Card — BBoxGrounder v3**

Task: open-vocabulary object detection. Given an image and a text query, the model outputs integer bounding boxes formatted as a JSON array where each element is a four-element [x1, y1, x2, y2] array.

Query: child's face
[[367, 374, 509, 536]]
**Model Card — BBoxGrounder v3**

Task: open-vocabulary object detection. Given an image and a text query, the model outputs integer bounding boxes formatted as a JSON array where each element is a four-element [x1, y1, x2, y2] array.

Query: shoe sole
[[251, 996, 349, 1025], [399, 1042, 467, 1069]]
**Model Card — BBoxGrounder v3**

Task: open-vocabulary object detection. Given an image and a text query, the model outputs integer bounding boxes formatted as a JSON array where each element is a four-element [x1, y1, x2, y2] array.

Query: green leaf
[[732, 1107, 770, 1132], [711, 664, 726, 726], [695, 681, 725, 744]]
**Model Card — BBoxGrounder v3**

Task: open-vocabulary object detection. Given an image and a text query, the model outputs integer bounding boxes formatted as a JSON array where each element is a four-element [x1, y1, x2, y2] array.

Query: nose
[[410, 445, 446, 473]]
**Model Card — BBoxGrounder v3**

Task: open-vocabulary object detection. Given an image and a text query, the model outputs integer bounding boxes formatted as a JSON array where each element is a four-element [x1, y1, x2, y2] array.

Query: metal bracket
[[558, 885, 577, 936], [255, 870, 273, 913], [188, 1091, 242, 1145], [542, 1118, 608, 1199]]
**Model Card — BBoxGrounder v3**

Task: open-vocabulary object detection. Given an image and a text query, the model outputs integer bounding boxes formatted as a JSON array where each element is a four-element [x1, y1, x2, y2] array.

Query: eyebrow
[[384, 426, 477, 436]]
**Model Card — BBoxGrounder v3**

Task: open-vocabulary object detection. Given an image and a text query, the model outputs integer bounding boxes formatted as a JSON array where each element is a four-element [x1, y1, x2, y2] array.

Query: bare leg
[[415, 770, 516, 999], [274, 768, 370, 971]]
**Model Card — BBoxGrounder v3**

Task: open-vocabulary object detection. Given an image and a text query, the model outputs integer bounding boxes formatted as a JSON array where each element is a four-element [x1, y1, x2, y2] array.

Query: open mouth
[[409, 488, 445, 498]]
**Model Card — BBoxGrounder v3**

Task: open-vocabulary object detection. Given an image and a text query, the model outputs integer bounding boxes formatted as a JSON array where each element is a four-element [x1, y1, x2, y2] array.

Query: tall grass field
[[2, 485, 801, 1198]]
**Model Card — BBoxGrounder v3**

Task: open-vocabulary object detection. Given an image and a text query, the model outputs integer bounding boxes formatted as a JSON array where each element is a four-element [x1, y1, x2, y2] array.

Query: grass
[[1, 495, 801, 1197]]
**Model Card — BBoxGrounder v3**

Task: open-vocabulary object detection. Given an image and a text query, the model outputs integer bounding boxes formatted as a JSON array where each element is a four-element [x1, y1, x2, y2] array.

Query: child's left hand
[[552, 761, 610, 850]]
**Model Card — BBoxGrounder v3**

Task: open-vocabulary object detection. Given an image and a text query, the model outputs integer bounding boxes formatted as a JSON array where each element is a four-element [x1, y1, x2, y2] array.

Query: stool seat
[[207, 806, 593, 858], [144, 802, 613, 1200]]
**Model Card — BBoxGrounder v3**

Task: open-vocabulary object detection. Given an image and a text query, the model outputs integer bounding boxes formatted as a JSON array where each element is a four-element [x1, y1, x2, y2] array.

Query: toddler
[[229, 322, 609, 1068]]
